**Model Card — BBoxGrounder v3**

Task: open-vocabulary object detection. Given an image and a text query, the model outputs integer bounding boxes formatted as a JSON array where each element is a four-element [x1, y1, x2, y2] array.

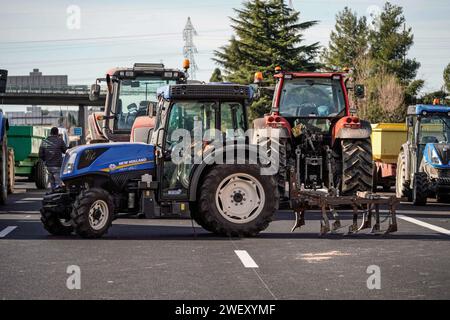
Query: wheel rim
[[215, 173, 265, 224], [88, 200, 109, 231]]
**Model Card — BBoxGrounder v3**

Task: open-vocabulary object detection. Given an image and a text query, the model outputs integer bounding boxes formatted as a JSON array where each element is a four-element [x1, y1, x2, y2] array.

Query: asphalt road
[[1, 179, 450, 300]]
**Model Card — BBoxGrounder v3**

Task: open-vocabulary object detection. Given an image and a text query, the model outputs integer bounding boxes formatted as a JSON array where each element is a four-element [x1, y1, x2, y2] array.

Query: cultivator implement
[[289, 171, 400, 236]]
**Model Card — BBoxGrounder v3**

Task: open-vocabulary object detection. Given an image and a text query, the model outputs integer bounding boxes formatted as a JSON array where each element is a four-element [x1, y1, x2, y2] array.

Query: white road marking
[[398, 215, 450, 236], [235, 250, 259, 268], [21, 198, 43, 201], [0, 226, 18, 238]]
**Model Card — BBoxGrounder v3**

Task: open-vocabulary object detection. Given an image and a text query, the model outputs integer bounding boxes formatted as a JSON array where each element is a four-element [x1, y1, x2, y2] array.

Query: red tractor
[[253, 70, 373, 197]]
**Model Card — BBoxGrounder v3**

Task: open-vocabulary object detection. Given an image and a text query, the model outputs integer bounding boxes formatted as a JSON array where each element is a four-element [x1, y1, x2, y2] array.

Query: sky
[[0, 0, 449, 95]]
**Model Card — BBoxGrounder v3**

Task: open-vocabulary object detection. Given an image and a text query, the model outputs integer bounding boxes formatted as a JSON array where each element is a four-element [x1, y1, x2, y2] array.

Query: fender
[[188, 143, 275, 202], [333, 117, 372, 145], [252, 116, 291, 139]]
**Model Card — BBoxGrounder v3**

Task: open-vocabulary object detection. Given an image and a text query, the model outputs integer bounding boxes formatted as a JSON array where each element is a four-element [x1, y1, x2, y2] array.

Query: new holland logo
[[109, 164, 117, 171]]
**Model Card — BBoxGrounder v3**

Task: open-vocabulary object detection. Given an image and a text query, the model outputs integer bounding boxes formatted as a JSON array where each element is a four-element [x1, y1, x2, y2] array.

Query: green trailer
[[7, 126, 49, 189]]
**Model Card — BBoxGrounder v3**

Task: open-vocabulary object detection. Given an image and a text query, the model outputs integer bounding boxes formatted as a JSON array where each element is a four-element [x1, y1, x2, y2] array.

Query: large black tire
[[396, 151, 412, 201], [41, 206, 73, 236], [7, 148, 15, 194], [190, 202, 215, 233], [340, 139, 374, 196], [0, 134, 8, 205], [71, 188, 115, 239], [195, 165, 279, 237], [413, 173, 429, 206], [34, 159, 48, 189]]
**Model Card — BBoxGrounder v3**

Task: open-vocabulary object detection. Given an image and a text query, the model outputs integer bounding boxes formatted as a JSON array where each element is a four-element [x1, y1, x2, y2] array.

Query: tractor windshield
[[419, 115, 450, 144], [279, 78, 346, 118], [115, 77, 176, 131]]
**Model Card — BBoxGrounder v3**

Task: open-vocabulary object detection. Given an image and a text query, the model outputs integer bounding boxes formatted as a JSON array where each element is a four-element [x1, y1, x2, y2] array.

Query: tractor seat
[[422, 136, 439, 144]]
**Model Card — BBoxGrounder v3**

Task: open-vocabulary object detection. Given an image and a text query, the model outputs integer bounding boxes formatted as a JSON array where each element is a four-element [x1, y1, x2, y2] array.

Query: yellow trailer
[[371, 123, 408, 191]]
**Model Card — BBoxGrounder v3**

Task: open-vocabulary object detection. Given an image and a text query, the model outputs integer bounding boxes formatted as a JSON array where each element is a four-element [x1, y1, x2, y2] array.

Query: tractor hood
[[423, 143, 450, 169], [61, 143, 155, 180]]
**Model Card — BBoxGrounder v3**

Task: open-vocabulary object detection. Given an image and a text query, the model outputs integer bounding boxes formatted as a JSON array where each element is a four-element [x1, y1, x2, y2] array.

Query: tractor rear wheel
[[396, 151, 412, 201], [413, 173, 429, 206], [71, 188, 115, 239], [340, 139, 374, 196], [190, 202, 214, 232], [7, 148, 15, 194], [196, 165, 278, 237], [34, 160, 48, 189]]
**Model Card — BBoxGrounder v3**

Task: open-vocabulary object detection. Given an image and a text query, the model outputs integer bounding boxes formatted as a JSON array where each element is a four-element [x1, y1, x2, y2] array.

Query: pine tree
[[209, 68, 224, 83], [214, 0, 320, 119], [444, 63, 450, 93], [369, 2, 420, 83], [322, 7, 369, 70]]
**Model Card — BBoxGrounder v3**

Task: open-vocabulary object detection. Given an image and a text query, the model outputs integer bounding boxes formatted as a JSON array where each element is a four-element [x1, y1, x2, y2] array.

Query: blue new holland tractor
[[41, 84, 278, 238], [396, 104, 450, 205]]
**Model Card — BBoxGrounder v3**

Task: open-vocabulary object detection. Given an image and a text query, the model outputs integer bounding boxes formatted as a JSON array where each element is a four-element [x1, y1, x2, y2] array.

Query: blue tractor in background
[[396, 105, 450, 205], [41, 84, 278, 238]]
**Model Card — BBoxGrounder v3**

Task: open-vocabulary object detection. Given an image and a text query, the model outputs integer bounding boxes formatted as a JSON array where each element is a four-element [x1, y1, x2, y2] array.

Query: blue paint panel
[[415, 105, 450, 115], [61, 143, 155, 180]]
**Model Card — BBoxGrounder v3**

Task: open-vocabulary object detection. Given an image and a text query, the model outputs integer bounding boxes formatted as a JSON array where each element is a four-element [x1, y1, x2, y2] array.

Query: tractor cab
[[397, 105, 450, 205], [253, 70, 372, 195], [152, 84, 253, 199], [89, 63, 187, 143]]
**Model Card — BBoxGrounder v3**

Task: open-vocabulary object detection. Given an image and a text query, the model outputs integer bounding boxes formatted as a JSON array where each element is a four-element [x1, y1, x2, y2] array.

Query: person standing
[[39, 127, 67, 191]]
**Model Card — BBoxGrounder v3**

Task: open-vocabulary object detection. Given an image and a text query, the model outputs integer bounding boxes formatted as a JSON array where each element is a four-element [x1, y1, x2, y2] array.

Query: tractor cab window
[[162, 101, 217, 198], [114, 78, 175, 132], [419, 116, 450, 144], [220, 102, 246, 139], [279, 78, 346, 118], [166, 101, 217, 144]]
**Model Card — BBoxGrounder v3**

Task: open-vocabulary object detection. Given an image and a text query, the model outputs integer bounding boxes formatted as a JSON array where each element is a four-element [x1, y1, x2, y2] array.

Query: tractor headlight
[[431, 148, 442, 165], [63, 152, 78, 175]]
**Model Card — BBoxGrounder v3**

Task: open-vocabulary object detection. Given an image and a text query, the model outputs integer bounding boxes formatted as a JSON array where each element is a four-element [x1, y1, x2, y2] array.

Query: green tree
[[214, 0, 320, 119], [209, 68, 224, 83], [369, 2, 420, 83], [444, 63, 450, 92], [420, 90, 449, 105], [322, 7, 369, 70]]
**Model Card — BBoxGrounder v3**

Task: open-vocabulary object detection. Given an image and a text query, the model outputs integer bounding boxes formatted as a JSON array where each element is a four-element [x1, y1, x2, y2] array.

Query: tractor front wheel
[[34, 160, 48, 189], [71, 188, 115, 239], [413, 173, 429, 206], [196, 165, 278, 237], [340, 139, 374, 196], [41, 206, 73, 236], [396, 151, 412, 201]]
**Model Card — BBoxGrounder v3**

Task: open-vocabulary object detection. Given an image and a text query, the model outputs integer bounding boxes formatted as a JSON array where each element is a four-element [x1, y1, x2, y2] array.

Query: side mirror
[[355, 85, 365, 99], [148, 102, 157, 117], [407, 116, 414, 128], [106, 74, 113, 95], [89, 84, 101, 101]]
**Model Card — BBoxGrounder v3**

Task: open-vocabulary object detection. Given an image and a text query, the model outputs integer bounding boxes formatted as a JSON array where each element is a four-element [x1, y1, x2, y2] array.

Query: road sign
[[73, 127, 83, 136]]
